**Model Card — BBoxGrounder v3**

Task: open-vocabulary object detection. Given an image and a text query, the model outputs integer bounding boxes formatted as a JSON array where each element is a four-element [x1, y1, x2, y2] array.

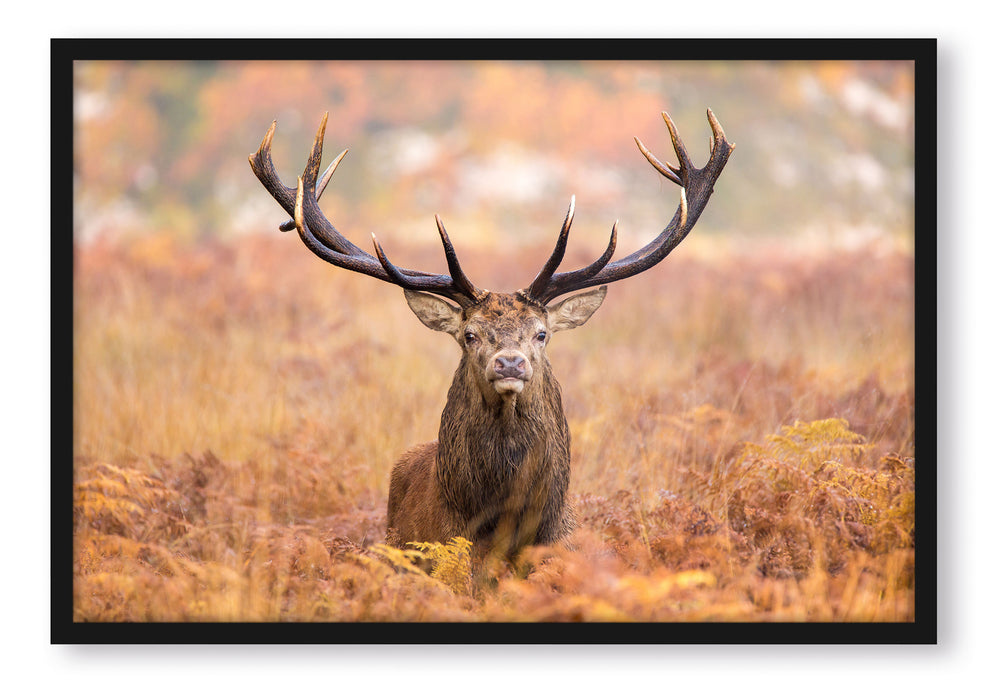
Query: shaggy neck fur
[[436, 355, 571, 545]]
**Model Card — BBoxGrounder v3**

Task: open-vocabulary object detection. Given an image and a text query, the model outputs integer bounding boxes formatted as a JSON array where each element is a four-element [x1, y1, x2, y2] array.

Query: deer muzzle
[[488, 352, 531, 394]]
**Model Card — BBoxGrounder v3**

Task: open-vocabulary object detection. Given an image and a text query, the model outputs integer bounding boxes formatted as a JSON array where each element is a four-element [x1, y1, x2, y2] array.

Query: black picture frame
[[53, 37, 935, 644]]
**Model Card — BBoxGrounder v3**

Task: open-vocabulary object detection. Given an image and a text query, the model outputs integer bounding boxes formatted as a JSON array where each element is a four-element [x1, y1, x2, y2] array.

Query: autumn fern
[[752, 418, 871, 472], [366, 537, 474, 595], [409, 537, 473, 595]]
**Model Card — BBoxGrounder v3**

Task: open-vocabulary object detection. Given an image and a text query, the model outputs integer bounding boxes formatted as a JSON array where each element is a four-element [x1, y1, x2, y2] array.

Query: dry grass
[[72, 232, 914, 623]]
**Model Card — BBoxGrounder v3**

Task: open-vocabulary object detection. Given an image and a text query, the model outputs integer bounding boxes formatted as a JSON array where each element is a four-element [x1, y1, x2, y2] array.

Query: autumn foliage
[[72, 234, 914, 623], [69, 60, 916, 626]]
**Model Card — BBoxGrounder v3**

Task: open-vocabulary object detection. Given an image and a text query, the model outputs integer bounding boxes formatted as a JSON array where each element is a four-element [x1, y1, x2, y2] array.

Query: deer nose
[[494, 354, 527, 379]]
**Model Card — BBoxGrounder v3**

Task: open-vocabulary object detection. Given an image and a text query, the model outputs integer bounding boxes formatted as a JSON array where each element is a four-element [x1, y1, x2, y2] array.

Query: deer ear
[[547, 286, 607, 332], [404, 290, 462, 335]]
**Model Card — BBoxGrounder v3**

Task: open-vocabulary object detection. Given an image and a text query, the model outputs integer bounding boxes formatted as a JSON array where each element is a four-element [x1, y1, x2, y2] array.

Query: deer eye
[[464, 331, 479, 345], [535, 331, 547, 343]]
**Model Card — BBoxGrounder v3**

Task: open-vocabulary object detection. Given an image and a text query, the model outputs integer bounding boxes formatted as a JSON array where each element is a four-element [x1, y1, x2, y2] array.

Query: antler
[[524, 110, 734, 304], [249, 112, 482, 307]]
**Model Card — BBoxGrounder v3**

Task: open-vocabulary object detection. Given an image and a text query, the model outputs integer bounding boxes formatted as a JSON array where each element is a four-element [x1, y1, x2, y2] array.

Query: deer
[[249, 109, 733, 566]]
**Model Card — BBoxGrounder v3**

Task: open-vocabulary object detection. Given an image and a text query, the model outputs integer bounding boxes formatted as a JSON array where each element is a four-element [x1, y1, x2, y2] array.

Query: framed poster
[[54, 38, 933, 643]]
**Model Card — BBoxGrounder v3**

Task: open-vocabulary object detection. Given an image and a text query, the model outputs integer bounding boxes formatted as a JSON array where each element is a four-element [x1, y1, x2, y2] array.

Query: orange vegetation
[[72, 233, 914, 623]]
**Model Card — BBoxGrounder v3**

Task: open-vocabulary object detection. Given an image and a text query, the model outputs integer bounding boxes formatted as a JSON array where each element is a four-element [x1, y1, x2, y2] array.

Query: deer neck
[[435, 358, 570, 515]]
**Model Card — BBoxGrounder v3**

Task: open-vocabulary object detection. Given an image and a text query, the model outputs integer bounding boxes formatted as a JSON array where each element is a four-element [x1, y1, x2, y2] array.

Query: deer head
[[248, 108, 733, 389], [402, 286, 606, 406]]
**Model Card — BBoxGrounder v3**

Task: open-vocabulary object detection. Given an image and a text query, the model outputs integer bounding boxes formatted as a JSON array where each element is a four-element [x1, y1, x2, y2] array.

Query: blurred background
[[71, 58, 916, 465], [73, 60, 914, 256]]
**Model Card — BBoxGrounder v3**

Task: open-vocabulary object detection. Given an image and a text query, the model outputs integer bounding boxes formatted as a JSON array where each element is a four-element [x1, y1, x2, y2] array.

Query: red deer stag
[[250, 110, 733, 563]]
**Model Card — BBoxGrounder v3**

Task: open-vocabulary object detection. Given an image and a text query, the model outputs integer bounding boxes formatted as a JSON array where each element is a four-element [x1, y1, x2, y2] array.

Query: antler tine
[[279, 148, 348, 232], [525, 195, 575, 301], [293, 114, 369, 258], [532, 220, 618, 298], [249, 119, 296, 214], [435, 215, 482, 301], [526, 110, 734, 304], [371, 231, 478, 307], [250, 113, 361, 256], [370, 233, 410, 283], [252, 112, 481, 307], [707, 108, 730, 145], [662, 111, 695, 176], [634, 136, 681, 186], [588, 220, 619, 277]]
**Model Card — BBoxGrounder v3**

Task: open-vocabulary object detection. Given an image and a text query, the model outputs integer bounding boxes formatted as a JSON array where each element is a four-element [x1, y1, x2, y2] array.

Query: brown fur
[[385, 289, 605, 562]]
